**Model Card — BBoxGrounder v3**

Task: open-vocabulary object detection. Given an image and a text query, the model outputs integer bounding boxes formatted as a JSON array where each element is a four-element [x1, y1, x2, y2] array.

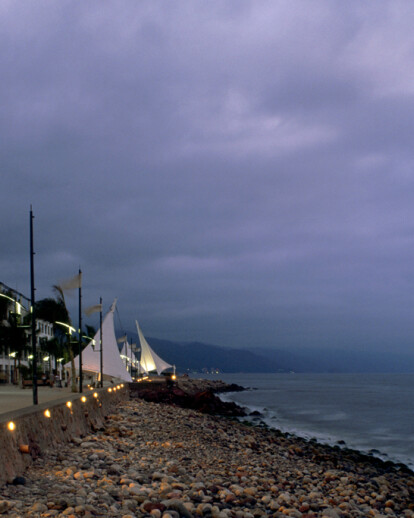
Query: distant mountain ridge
[[145, 337, 284, 373], [119, 330, 414, 373]]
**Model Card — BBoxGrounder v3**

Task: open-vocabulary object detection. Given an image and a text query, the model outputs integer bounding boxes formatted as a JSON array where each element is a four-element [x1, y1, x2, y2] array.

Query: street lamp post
[[78, 269, 82, 393], [99, 297, 103, 388], [30, 207, 37, 404]]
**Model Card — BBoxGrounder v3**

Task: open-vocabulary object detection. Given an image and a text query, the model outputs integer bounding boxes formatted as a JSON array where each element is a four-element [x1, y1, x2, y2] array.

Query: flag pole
[[30, 206, 38, 405], [130, 339, 133, 374], [78, 268, 82, 393], [99, 297, 103, 388]]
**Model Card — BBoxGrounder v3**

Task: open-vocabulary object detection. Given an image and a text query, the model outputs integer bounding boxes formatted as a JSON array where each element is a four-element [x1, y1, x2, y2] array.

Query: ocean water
[[195, 372, 414, 470]]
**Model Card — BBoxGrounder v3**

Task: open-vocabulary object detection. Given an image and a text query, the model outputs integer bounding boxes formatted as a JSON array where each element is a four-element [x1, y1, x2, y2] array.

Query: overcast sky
[[2, 1, 414, 354]]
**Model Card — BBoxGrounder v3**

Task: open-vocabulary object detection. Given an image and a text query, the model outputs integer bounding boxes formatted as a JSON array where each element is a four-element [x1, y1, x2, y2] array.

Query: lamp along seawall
[[0, 384, 128, 486], [0, 377, 239, 488], [0, 378, 413, 517]]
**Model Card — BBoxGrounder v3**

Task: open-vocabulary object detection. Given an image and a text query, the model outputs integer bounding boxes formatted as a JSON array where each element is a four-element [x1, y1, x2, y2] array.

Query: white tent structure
[[120, 340, 129, 369], [136, 320, 172, 375], [120, 339, 139, 373], [65, 300, 132, 382]]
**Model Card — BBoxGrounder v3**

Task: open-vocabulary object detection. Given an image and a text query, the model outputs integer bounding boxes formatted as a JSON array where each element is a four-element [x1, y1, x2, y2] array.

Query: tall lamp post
[[99, 298, 103, 388], [78, 269, 82, 393], [29, 207, 38, 405]]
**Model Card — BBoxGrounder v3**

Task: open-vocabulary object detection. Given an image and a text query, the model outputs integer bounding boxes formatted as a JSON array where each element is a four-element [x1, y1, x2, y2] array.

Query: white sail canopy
[[120, 340, 129, 363], [136, 320, 172, 375], [65, 299, 132, 382], [120, 339, 139, 371]]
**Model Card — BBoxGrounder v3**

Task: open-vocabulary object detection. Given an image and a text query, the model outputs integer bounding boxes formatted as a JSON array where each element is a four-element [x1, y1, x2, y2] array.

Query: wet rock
[[0, 501, 11, 514], [31, 502, 48, 513], [11, 476, 25, 485], [144, 502, 167, 513], [162, 498, 194, 518]]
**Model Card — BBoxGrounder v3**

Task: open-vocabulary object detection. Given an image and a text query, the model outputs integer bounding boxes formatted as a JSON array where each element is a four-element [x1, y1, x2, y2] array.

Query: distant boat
[[136, 320, 172, 375]]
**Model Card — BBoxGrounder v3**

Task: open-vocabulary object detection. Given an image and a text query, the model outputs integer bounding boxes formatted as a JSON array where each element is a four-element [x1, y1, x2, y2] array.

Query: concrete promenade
[[0, 382, 128, 486], [0, 384, 98, 415]]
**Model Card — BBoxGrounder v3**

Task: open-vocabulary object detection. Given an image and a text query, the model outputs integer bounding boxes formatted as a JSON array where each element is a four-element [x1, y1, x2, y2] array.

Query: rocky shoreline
[[0, 379, 413, 517], [131, 377, 413, 477], [128, 377, 246, 417]]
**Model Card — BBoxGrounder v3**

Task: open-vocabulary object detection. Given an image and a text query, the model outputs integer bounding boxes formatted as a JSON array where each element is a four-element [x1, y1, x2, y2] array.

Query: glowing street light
[[55, 322, 76, 334], [82, 335, 95, 345], [0, 293, 22, 315]]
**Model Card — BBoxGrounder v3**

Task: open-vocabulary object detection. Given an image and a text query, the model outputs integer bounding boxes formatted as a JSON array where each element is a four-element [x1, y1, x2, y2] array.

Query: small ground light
[[44, 409, 51, 418], [81, 396, 87, 403], [7, 421, 15, 431], [66, 401, 72, 408], [108, 387, 112, 392], [93, 392, 98, 398]]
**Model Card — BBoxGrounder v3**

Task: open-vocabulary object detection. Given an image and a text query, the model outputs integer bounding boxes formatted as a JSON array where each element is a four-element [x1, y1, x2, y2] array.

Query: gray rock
[[31, 502, 48, 512], [162, 499, 194, 518], [321, 509, 341, 518], [12, 476, 26, 486], [0, 501, 11, 515], [108, 463, 123, 475]]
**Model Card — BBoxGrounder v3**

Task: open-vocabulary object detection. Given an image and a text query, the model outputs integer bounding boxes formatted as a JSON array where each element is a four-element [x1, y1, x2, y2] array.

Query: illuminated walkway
[[0, 384, 93, 414]]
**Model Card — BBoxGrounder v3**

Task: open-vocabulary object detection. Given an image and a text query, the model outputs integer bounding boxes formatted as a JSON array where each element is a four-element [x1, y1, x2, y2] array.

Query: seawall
[[0, 385, 128, 486]]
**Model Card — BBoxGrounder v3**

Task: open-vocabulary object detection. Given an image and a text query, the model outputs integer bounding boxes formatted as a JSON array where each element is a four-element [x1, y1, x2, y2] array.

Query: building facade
[[0, 282, 54, 383]]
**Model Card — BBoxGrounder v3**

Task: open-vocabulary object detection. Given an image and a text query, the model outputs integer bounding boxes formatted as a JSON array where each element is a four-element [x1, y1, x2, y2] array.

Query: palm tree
[[84, 324, 96, 343], [35, 287, 78, 392]]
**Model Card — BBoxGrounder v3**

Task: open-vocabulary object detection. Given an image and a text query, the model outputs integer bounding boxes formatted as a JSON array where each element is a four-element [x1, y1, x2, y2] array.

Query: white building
[[0, 282, 54, 383]]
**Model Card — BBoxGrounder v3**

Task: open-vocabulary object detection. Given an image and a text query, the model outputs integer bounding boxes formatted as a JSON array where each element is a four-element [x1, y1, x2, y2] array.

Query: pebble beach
[[0, 388, 413, 518]]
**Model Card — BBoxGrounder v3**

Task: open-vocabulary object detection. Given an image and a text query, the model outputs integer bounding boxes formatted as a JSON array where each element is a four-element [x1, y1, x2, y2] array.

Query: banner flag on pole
[[58, 272, 82, 291], [84, 304, 102, 316]]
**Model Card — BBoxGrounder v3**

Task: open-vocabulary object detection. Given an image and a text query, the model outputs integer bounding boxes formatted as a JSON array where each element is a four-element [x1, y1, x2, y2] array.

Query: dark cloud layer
[[2, 1, 414, 355]]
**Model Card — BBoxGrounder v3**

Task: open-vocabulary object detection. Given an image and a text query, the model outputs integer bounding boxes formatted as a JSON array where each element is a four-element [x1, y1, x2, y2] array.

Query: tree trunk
[[70, 349, 77, 392], [17, 358, 21, 388]]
